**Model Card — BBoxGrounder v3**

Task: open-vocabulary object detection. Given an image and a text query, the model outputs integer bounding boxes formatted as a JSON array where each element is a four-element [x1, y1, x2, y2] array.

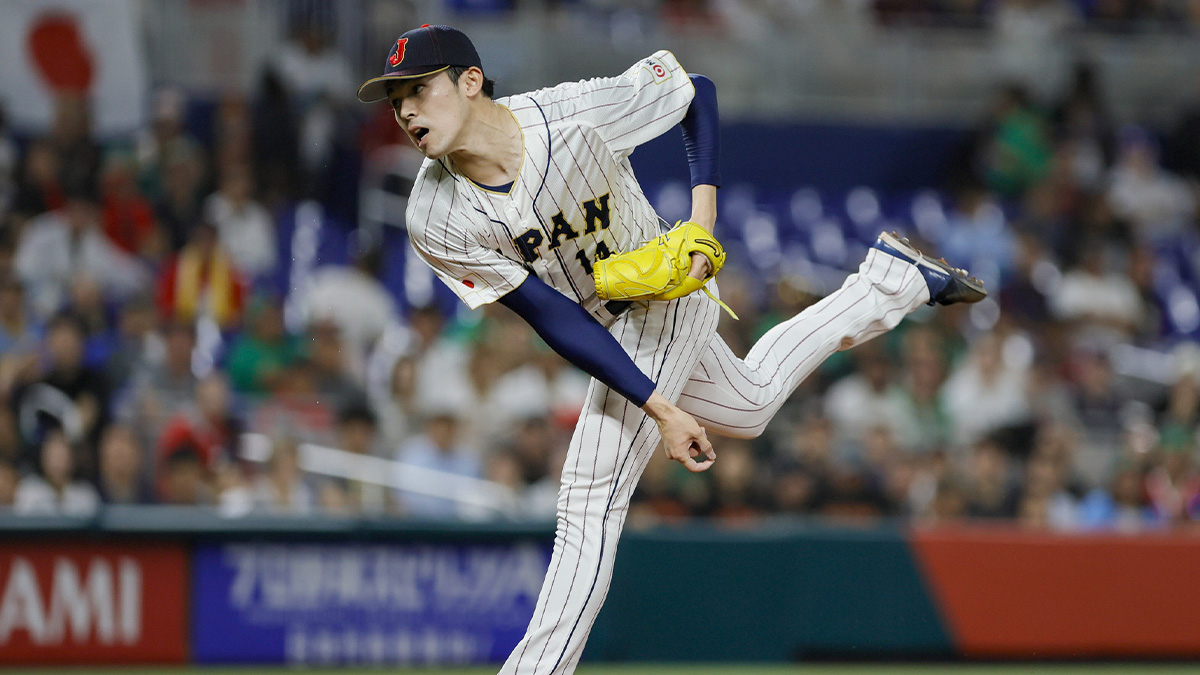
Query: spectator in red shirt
[[155, 372, 240, 490], [158, 441, 212, 505], [100, 150, 163, 261]]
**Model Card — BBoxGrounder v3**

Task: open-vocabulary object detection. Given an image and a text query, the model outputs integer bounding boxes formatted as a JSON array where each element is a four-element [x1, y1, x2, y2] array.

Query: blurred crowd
[[645, 0, 1200, 38], [0, 12, 1199, 533], [871, 0, 1200, 31]]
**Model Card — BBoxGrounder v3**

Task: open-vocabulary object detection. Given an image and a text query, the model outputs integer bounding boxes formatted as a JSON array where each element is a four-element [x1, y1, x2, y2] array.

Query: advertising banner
[[0, 541, 188, 665], [192, 541, 551, 665], [912, 528, 1200, 657]]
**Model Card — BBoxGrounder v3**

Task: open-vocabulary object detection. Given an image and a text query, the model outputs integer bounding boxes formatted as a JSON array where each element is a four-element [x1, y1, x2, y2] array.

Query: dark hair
[[47, 310, 87, 337], [447, 65, 495, 99], [61, 174, 101, 206], [165, 443, 202, 470], [338, 401, 378, 428], [0, 224, 14, 254], [1000, 82, 1031, 110]]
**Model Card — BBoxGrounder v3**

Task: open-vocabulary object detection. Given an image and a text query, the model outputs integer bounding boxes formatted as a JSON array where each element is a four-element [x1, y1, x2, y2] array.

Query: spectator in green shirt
[[225, 294, 300, 394], [984, 84, 1052, 198]]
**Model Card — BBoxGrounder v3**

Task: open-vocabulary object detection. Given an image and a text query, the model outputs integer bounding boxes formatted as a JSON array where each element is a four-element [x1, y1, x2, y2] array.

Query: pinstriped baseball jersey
[[405, 51, 694, 320], [369, 27, 974, 675]]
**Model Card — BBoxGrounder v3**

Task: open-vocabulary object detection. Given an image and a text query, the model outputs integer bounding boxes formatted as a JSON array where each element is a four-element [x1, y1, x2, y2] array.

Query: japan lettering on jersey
[[405, 51, 695, 322]]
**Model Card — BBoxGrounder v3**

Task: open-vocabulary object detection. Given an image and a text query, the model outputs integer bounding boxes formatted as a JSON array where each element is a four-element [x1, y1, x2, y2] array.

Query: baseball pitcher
[[357, 24, 985, 674]]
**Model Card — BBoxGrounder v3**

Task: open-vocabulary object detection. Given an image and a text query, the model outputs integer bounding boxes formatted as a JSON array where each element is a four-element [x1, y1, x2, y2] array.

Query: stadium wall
[[628, 122, 970, 195], [2, 514, 1200, 666]]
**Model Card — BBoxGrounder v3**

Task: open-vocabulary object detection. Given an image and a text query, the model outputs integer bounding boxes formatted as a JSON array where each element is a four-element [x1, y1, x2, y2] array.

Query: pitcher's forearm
[[640, 391, 675, 421], [689, 185, 718, 233]]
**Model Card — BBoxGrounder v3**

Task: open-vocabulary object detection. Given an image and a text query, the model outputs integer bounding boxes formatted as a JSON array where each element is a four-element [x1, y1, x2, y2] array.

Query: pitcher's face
[[388, 70, 470, 160]]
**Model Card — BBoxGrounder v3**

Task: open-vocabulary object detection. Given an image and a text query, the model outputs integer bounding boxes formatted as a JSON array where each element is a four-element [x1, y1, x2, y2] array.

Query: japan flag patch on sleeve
[[457, 273, 488, 301], [641, 56, 673, 85]]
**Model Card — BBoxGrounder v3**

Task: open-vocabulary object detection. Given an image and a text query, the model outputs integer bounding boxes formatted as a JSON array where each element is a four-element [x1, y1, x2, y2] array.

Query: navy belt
[[604, 300, 631, 316]]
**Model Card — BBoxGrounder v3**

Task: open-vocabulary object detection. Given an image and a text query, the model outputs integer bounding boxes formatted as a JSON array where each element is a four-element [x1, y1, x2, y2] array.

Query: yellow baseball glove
[[594, 221, 737, 318]]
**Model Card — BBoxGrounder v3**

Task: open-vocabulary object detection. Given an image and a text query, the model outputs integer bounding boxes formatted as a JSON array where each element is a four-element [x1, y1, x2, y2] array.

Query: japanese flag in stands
[[0, 0, 147, 136]]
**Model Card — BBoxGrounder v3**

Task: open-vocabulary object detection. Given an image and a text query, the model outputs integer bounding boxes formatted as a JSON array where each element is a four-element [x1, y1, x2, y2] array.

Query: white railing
[[239, 433, 521, 520]]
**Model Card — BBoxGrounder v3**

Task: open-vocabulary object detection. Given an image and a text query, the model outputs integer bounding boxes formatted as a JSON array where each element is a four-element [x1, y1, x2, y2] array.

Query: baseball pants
[[499, 247, 930, 674]]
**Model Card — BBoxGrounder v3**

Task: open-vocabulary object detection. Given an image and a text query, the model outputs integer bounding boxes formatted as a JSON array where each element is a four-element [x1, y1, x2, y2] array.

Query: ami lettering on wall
[[0, 542, 187, 664]]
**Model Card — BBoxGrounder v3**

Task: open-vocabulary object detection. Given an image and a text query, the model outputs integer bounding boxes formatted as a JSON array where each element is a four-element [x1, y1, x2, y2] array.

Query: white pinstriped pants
[[499, 248, 930, 674]]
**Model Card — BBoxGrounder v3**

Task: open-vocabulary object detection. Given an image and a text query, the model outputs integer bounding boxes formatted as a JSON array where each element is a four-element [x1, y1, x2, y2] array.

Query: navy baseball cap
[[356, 24, 482, 103]]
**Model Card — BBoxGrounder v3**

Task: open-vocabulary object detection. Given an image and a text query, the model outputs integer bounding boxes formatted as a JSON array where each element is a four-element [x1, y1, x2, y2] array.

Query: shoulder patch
[[641, 56, 673, 85]]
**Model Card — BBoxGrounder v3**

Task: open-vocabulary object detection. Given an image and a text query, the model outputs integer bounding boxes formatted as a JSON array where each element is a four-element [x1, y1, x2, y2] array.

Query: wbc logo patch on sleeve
[[642, 56, 672, 85]]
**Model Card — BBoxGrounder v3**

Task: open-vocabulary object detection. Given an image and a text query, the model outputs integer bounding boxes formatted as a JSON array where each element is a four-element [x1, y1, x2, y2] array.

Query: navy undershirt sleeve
[[498, 274, 656, 407], [680, 74, 721, 189]]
